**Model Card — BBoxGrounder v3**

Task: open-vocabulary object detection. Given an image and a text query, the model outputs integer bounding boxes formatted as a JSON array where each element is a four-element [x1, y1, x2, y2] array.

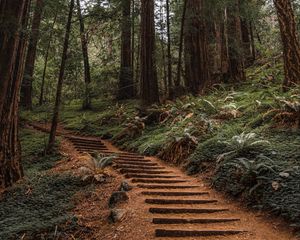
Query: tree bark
[[227, 0, 245, 82], [140, 0, 159, 106], [76, 0, 92, 109], [48, 0, 74, 151], [39, 11, 58, 106], [166, 0, 173, 98], [20, 0, 44, 109], [240, 18, 253, 66], [273, 0, 300, 90], [175, 0, 187, 88], [249, 21, 256, 62], [118, 0, 135, 99], [184, 0, 210, 95], [0, 0, 30, 188]]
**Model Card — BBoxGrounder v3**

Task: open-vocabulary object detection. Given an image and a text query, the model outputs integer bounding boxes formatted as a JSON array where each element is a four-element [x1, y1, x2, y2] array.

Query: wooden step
[[141, 191, 209, 196], [155, 229, 244, 237], [120, 169, 172, 175], [72, 142, 105, 147], [115, 165, 165, 170], [126, 174, 178, 179], [149, 208, 229, 214], [133, 179, 187, 184], [137, 185, 198, 189], [145, 199, 218, 205], [152, 218, 240, 224], [115, 161, 158, 167], [114, 159, 151, 164]]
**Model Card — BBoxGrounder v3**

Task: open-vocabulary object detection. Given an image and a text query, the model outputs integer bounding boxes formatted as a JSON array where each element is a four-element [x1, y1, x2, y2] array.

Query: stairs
[[28, 124, 293, 240]]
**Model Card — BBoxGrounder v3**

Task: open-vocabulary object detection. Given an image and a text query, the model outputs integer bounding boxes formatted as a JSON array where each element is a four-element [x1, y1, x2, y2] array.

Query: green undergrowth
[[0, 129, 85, 239], [21, 59, 300, 231]]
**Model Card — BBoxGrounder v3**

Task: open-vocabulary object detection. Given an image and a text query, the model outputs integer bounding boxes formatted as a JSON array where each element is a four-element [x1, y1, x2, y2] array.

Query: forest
[[0, 0, 300, 239]]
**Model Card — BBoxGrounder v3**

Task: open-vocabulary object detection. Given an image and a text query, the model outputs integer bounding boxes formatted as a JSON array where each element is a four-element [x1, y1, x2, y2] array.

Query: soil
[[27, 124, 299, 240]]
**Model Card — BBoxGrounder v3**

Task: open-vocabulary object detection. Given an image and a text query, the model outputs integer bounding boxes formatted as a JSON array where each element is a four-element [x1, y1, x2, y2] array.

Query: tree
[[140, 0, 159, 106], [39, 11, 58, 105], [273, 0, 300, 90], [184, 0, 210, 95], [77, 0, 92, 109], [166, 0, 173, 98], [0, 0, 30, 188], [227, 0, 246, 82], [118, 0, 135, 100], [21, 0, 44, 109], [175, 0, 187, 89], [48, 0, 74, 151]]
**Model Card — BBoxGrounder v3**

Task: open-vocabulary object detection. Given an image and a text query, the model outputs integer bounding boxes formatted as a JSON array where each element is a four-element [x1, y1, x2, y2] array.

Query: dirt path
[[29, 123, 298, 239]]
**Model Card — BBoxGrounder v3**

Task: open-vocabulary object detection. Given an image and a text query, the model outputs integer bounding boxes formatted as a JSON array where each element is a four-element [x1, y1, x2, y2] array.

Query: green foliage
[[88, 152, 116, 172], [0, 174, 83, 240], [0, 129, 85, 239]]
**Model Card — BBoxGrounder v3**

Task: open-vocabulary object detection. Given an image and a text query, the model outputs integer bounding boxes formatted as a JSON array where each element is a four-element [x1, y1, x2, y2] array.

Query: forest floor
[[0, 125, 297, 239], [2, 57, 299, 238]]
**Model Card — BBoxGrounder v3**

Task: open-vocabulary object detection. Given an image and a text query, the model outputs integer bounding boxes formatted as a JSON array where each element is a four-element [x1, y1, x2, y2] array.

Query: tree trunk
[[184, 0, 210, 95], [0, 0, 30, 188], [118, 0, 135, 100], [249, 21, 256, 62], [48, 0, 74, 152], [39, 12, 58, 106], [20, 0, 44, 110], [273, 0, 300, 90], [240, 18, 253, 66], [140, 0, 159, 106], [166, 0, 173, 98], [76, 0, 92, 109], [227, 0, 245, 82], [175, 0, 187, 88]]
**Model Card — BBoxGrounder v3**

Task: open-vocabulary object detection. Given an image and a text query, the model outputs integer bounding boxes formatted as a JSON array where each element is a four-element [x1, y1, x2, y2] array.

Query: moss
[[0, 129, 86, 239]]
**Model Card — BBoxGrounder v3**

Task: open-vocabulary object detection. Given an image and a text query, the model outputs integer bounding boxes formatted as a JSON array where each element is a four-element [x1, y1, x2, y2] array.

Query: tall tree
[[118, 0, 135, 99], [273, 0, 300, 90], [166, 0, 173, 98], [0, 0, 30, 188], [227, 0, 246, 82], [20, 0, 44, 109], [184, 0, 210, 94], [48, 0, 74, 151], [175, 0, 187, 89], [140, 0, 159, 105], [77, 0, 92, 109], [39, 11, 58, 105]]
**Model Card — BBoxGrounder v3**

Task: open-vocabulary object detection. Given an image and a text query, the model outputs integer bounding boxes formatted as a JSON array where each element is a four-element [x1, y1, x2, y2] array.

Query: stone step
[[133, 179, 187, 184], [145, 199, 218, 205], [141, 191, 209, 196], [155, 229, 244, 238], [152, 218, 240, 225], [137, 185, 198, 189], [149, 208, 229, 214]]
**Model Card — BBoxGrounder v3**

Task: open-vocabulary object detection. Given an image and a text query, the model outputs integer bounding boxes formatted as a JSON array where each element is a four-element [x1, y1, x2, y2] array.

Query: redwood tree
[[227, 0, 246, 82], [0, 0, 30, 188], [184, 0, 210, 95], [140, 0, 159, 106], [21, 0, 44, 109], [48, 0, 74, 151], [273, 0, 300, 90], [77, 0, 92, 109], [118, 0, 135, 100]]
